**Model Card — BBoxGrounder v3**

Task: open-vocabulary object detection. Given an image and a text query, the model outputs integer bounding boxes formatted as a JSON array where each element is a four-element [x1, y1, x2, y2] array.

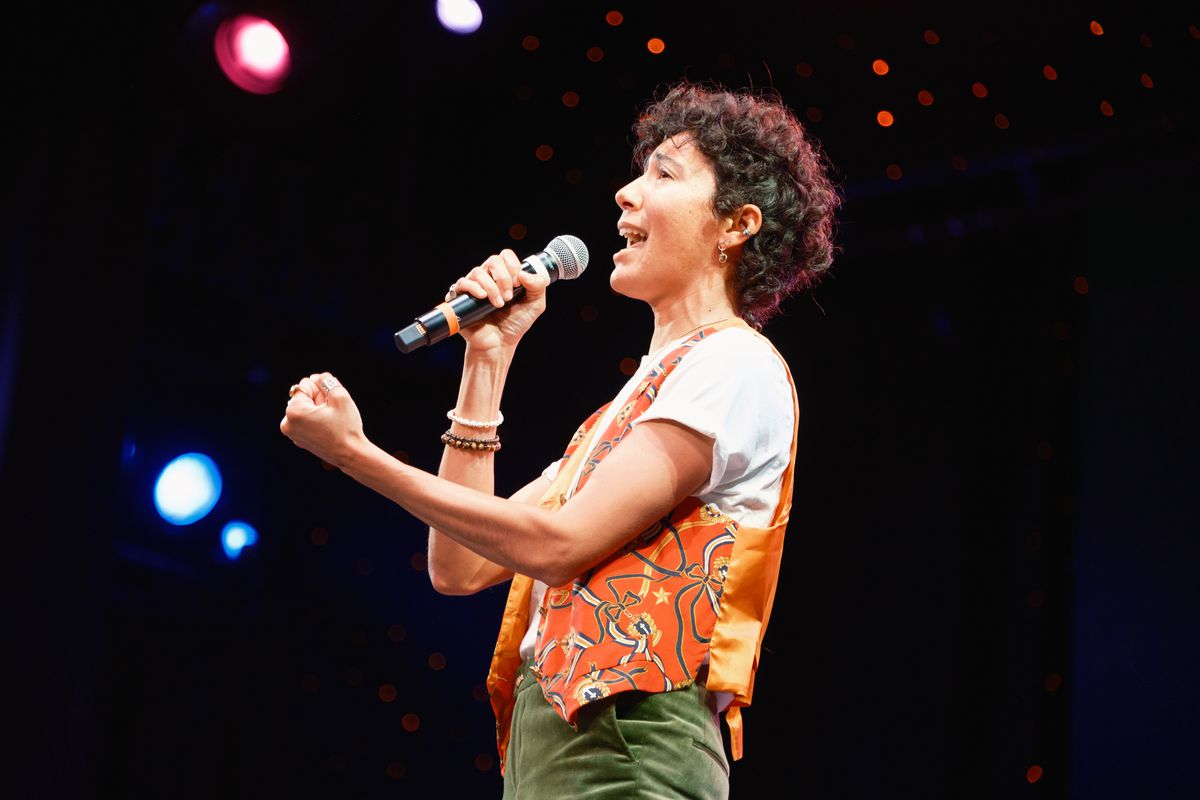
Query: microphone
[[394, 235, 589, 354]]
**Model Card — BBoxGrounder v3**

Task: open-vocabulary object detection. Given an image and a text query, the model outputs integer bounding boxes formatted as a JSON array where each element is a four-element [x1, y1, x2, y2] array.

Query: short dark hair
[[633, 83, 840, 328]]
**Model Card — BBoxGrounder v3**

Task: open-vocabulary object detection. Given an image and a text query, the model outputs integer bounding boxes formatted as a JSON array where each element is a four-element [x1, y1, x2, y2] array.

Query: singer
[[281, 82, 839, 798]]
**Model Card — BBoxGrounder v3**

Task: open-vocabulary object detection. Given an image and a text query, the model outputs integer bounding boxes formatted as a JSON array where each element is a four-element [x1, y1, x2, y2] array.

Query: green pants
[[502, 661, 730, 799]]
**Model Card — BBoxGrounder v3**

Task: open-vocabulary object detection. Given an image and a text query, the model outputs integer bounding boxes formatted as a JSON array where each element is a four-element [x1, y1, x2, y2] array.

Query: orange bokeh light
[[619, 357, 638, 376], [521, 35, 539, 51], [885, 164, 903, 180], [606, 10, 624, 26], [402, 713, 420, 732], [917, 89, 934, 106], [1140, 73, 1154, 88], [428, 652, 447, 670], [795, 62, 813, 78], [1089, 20, 1104, 36], [586, 46, 604, 62], [1073, 276, 1089, 295], [972, 81, 989, 98], [646, 37, 665, 54], [872, 59, 889, 75], [876, 110, 894, 127], [1027, 765, 1044, 784], [509, 223, 527, 240], [1043, 64, 1058, 80], [1100, 100, 1114, 116], [923, 29, 940, 45], [994, 113, 1010, 129], [535, 144, 554, 161], [378, 683, 397, 703], [562, 91, 580, 108]]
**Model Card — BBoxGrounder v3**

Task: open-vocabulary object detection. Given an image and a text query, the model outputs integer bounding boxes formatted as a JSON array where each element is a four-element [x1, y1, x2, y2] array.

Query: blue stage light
[[154, 453, 222, 525], [221, 521, 259, 560]]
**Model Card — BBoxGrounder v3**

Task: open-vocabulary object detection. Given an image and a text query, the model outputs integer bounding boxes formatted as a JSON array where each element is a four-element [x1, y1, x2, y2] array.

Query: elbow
[[428, 566, 475, 596]]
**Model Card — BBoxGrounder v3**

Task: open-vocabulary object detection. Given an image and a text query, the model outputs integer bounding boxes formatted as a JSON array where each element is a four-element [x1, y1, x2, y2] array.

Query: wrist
[[463, 341, 517, 365], [337, 431, 382, 475]]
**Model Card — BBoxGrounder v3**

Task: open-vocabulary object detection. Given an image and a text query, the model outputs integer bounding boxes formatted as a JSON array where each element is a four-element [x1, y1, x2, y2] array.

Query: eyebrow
[[649, 151, 685, 173]]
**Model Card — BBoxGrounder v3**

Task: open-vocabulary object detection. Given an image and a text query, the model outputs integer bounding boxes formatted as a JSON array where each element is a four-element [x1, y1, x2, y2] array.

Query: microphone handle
[[394, 258, 548, 353]]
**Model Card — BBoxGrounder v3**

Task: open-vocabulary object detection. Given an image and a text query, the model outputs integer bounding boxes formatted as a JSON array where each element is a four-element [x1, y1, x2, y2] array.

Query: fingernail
[[505, 290, 513, 301]]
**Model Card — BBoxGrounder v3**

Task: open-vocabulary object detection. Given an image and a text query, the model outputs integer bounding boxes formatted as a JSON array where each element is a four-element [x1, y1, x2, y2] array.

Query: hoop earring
[[718, 241, 728, 264]]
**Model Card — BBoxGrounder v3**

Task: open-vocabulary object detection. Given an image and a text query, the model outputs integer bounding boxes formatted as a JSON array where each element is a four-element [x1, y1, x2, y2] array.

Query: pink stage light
[[214, 15, 291, 94]]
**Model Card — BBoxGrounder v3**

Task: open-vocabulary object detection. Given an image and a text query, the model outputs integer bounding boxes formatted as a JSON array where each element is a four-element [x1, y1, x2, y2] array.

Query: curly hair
[[632, 83, 841, 328]]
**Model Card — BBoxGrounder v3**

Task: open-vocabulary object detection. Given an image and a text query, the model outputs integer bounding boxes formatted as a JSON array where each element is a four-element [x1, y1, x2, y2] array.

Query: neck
[[647, 280, 740, 353]]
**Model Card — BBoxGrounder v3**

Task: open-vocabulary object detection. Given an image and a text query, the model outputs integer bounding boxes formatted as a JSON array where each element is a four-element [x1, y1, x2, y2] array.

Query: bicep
[[553, 419, 713, 576]]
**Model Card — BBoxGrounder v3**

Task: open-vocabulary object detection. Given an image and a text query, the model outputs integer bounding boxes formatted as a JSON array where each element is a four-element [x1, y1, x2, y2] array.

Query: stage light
[[214, 15, 291, 94], [221, 520, 258, 559], [437, 0, 482, 34], [154, 453, 222, 525]]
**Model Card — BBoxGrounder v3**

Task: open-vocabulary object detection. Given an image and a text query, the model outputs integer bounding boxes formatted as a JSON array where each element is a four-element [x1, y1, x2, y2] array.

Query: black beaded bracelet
[[441, 429, 502, 452]]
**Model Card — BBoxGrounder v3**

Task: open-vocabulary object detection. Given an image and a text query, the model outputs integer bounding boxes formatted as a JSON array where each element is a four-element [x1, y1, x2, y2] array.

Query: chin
[[608, 262, 644, 301]]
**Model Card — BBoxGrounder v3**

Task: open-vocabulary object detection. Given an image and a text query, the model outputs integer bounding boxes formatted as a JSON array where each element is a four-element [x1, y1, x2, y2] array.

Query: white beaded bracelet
[[446, 408, 504, 428]]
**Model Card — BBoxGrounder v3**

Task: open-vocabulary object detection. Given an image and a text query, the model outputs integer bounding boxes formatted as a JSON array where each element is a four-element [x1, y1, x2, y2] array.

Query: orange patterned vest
[[486, 318, 799, 774]]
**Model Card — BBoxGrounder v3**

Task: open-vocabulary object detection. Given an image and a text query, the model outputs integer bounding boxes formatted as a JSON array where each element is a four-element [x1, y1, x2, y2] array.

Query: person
[[281, 82, 839, 798]]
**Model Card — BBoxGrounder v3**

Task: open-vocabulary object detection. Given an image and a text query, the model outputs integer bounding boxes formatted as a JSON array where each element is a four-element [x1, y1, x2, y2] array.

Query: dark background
[[4, 1, 1198, 797]]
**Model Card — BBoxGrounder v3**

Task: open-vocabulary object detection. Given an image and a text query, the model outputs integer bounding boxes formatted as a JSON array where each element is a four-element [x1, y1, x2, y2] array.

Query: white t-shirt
[[517, 326, 795, 668]]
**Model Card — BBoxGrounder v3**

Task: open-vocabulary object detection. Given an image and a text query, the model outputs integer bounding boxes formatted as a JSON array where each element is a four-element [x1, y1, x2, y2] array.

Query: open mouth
[[619, 228, 648, 249]]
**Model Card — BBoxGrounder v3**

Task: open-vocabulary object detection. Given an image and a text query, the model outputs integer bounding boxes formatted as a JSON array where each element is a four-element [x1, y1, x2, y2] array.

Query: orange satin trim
[[703, 320, 800, 761], [435, 301, 460, 336], [487, 418, 604, 775]]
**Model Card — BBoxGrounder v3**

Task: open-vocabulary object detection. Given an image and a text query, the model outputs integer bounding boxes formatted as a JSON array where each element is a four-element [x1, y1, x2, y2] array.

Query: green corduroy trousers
[[502, 661, 730, 799]]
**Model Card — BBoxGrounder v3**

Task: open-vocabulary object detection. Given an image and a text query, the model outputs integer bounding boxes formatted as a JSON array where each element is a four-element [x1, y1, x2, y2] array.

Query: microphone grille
[[545, 235, 589, 280]]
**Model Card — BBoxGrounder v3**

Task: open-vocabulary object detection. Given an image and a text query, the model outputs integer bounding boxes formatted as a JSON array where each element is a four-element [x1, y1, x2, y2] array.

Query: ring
[[320, 378, 340, 393], [445, 283, 457, 302], [288, 384, 301, 398]]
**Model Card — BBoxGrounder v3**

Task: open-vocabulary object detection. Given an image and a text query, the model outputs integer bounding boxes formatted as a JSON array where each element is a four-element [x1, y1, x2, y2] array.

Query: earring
[[718, 241, 728, 263], [742, 227, 752, 237]]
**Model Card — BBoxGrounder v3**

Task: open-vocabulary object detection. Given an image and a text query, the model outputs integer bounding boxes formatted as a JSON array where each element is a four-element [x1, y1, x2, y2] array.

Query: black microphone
[[394, 235, 589, 353]]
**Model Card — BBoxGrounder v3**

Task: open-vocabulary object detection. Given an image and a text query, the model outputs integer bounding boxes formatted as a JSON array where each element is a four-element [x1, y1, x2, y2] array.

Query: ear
[[721, 204, 763, 246]]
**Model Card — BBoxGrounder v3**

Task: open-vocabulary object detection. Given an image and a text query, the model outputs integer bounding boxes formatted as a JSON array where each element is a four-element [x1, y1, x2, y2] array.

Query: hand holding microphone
[[395, 235, 589, 354]]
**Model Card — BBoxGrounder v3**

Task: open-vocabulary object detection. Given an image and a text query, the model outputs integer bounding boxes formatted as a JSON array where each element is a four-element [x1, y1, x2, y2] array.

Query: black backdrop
[[4, 2, 1198, 797]]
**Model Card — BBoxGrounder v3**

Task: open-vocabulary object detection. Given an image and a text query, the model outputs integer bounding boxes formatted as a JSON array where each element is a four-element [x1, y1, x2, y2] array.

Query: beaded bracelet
[[446, 408, 504, 428], [441, 429, 502, 452]]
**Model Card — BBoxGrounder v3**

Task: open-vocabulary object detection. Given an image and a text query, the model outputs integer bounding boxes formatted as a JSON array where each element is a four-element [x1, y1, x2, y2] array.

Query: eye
[[657, 168, 672, 180]]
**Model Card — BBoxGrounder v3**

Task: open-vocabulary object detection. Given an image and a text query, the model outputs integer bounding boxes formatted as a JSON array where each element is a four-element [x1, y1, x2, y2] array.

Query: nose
[[614, 175, 641, 210]]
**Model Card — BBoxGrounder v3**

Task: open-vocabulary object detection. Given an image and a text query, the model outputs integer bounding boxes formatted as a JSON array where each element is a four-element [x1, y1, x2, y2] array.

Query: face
[[612, 134, 725, 302]]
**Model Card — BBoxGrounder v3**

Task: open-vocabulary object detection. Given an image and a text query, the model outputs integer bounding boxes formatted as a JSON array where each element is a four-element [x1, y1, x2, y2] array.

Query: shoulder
[[670, 327, 792, 394]]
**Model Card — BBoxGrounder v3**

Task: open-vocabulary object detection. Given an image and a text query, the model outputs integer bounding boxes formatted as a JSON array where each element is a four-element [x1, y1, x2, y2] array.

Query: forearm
[[343, 436, 569, 584], [428, 346, 518, 589]]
